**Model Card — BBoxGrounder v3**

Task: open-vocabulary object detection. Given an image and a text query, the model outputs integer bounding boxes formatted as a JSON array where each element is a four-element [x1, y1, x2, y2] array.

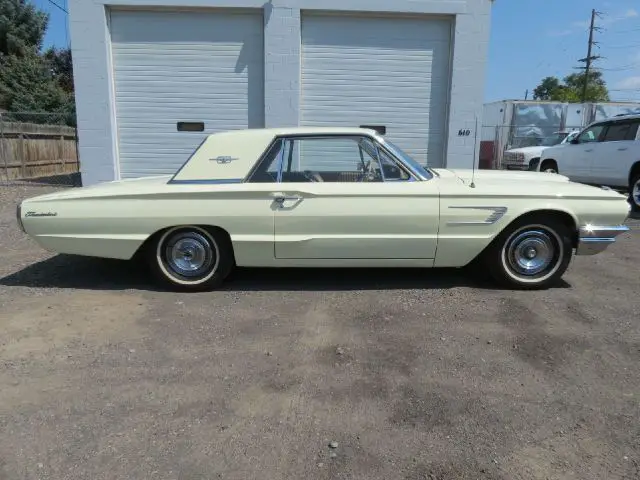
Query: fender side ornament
[[447, 206, 508, 226]]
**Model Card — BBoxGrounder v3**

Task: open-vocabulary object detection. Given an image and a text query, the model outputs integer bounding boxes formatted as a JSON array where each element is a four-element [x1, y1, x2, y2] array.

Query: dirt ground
[[1, 183, 639, 480]]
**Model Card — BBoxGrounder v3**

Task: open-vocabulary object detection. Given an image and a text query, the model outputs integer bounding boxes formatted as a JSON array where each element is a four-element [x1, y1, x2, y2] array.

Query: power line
[[47, 0, 68, 14], [602, 26, 640, 35], [594, 63, 640, 71], [64, 0, 70, 47], [605, 43, 640, 49]]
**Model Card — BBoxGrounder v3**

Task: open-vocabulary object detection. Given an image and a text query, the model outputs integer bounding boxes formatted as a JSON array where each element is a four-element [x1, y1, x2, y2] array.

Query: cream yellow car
[[17, 127, 631, 291]]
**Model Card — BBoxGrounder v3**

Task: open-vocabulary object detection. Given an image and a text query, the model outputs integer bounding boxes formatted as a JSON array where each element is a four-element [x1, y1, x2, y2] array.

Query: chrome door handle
[[273, 195, 302, 203], [618, 147, 628, 151], [585, 149, 594, 152]]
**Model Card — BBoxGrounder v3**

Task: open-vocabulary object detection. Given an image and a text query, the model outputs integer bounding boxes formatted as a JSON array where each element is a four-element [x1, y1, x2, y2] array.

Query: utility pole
[[579, 9, 602, 102]]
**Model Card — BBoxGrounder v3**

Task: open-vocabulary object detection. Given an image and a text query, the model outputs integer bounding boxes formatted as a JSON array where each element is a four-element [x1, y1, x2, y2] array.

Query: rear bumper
[[576, 225, 630, 255]]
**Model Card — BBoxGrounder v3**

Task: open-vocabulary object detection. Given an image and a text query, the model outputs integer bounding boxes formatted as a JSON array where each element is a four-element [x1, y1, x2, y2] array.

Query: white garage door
[[301, 14, 451, 167], [110, 10, 264, 178]]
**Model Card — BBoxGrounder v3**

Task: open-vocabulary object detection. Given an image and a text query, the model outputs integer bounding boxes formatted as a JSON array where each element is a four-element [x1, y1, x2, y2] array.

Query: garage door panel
[[111, 10, 261, 43], [301, 14, 451, 167], [301, 16, 451, 44], [111, 9, 264, 178]]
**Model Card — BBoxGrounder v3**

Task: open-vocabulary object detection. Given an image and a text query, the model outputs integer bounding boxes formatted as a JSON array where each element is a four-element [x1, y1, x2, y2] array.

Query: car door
[[592, 119, 640, 187], [562, 122, 607, 183], [271, 135, 440, 260]]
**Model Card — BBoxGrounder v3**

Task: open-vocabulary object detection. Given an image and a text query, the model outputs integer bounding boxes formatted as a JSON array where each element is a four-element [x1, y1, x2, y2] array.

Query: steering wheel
[[358, 160, 372, 182], [303, 170, 323, 182]]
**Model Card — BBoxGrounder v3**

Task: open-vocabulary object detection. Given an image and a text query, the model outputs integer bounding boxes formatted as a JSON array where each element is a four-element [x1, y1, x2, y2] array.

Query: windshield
[[377, 137, 432, 180], [540, 134, 568, 146]]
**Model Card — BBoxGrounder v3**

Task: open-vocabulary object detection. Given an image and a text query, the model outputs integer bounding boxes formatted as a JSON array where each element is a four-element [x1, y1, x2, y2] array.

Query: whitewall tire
[[483, 216, 573, 289], [148, 226, 234, 291]]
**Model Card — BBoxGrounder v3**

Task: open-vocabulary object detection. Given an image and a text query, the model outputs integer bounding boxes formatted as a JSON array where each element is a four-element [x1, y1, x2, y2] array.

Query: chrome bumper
[[576, 225, 630, 255], [503, 163, 528, 171]]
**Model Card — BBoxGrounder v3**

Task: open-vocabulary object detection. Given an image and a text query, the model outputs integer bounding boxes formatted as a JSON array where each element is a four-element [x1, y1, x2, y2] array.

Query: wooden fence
[[0, 121, 79, 181]]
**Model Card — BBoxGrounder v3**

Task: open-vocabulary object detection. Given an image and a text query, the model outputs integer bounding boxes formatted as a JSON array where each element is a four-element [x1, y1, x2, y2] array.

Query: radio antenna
[[470, 115, 479, 188]]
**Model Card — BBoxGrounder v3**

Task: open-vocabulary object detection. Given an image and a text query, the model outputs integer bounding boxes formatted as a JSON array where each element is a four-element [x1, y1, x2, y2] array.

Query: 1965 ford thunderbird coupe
[[17, 127, 631, 291]]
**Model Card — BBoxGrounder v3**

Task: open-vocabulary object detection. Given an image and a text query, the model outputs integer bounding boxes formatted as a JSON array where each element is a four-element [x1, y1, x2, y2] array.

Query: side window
[[378, 148, 411, 181], [602, 122, 635, 142], [280, 136, 384, 183], [247, 140, 283, 183], [628, 121, 640, 141], [577, 124, 605, 143]]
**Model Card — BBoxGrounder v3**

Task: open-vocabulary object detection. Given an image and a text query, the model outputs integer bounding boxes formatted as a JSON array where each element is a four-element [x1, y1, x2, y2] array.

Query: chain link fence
[[0, 112, 81, 187]]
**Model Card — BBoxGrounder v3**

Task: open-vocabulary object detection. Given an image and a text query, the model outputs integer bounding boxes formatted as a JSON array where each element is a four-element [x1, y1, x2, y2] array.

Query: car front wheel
[[148, 226, 234, 291], [484, 216, 573, 289], [630, 174, 640, 212]]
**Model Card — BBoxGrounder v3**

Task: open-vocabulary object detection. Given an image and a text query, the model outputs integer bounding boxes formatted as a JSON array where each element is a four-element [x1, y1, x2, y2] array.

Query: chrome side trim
[[16, 203, 25, 233], [168, 178, 244, 185], [576, 225, 629, 256], [447, 206, 508, 226]]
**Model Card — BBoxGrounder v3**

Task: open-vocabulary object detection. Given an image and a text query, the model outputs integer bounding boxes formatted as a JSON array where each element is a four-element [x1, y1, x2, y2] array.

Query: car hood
[[434, 168, 626, 200], [440, 168, 571, 183], [504, 146, 545, 156]]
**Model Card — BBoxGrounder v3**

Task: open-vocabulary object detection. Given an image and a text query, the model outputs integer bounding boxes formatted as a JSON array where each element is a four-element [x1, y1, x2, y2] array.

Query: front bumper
[[576, 225, 630, 255], [503, 158, 541, 171], [503, 164, 528, 171]]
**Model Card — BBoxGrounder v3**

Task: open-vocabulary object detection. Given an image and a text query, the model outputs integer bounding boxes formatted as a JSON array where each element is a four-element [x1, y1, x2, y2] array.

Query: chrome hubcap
[[633, 180, 640, 206], [507, 230, 556, 276], [165, 232, 215, 278]]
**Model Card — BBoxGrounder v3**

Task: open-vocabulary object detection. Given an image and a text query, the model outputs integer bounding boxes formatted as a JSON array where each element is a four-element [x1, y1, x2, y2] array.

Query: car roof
[[204, 126, 380, 138], [598, 113, 640, 123], [170, 127, 382, 183]]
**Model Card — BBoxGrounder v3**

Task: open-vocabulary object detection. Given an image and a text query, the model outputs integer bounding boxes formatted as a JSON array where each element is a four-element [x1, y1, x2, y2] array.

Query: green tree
[[0, 0, 75, 124], [0, 50, 70, 111], [564, 71, 609, 102], [44, 46, 74, 93], [532, 71, 609, 102], [532, 76, 563, 101], [0, 0, 48, 56]]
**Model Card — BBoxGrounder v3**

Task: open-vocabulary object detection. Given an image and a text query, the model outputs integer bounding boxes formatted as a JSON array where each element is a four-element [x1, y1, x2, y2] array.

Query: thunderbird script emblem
[[25, 211, 58, 217]]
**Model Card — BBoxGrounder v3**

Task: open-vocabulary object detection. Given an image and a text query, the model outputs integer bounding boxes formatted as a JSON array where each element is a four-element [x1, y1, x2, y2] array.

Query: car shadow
[[0, 255, 571, 292]]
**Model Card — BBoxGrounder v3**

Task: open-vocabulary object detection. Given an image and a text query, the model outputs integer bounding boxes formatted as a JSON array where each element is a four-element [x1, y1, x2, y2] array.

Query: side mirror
[[570, 138, 580, 144]]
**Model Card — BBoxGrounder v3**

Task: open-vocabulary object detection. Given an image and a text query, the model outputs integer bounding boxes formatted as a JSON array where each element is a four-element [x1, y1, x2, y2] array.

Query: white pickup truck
[[502, 130, 580, 171], [536, 114, 640, 210]]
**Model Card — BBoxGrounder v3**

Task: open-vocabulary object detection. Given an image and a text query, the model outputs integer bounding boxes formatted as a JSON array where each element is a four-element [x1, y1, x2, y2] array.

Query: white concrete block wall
[[446, 0, 493, 169], [69, 0, 493, 184], [264, 4, 300, 127]]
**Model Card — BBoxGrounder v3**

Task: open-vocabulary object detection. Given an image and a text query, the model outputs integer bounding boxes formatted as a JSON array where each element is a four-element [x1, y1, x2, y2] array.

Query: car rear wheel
[[148, 226, 234, 291], [630, 174, 640, 212], [483, 216, 573, 289]]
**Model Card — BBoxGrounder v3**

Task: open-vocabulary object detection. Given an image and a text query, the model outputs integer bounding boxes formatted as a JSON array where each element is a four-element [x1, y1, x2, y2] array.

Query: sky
[[486, 0, 640, 103], [33, 0, 640, 104]]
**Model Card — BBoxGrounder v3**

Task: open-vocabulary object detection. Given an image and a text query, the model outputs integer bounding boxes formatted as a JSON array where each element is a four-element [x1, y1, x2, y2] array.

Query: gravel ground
[[1, 183, 639, 480]]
